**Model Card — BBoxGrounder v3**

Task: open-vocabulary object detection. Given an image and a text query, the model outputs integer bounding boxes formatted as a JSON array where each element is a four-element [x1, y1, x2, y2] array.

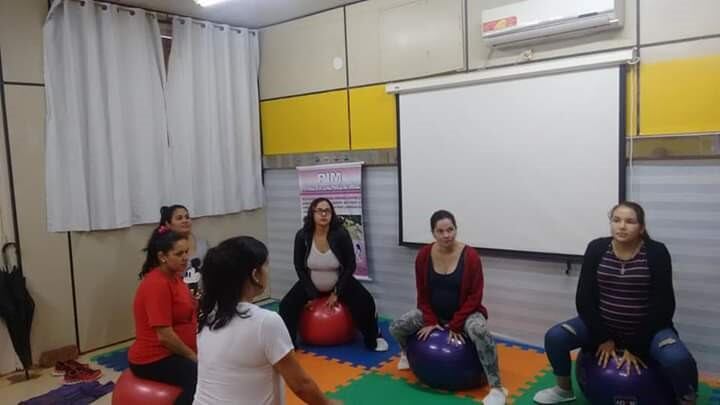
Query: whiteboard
[[398, 66, 623, 256]]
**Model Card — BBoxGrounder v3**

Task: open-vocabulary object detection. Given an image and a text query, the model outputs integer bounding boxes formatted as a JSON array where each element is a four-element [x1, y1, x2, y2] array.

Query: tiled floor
[[0, 342, 128, 404], [2, 301, 719, 404]]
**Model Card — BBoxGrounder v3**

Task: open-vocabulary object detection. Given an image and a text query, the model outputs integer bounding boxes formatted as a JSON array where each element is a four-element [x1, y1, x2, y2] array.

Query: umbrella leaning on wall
[[0, 242, 35, 380]]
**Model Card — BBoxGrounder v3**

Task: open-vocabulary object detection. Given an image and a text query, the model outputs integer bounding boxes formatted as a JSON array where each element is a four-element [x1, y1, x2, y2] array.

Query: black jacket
[[576, 237, 676, 356], [293, 226, 356, 299]]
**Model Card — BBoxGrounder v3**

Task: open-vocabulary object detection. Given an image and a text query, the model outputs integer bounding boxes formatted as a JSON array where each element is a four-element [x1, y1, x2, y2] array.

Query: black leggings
[[280, 277, 380, 349], [129, 355, 197, 405]]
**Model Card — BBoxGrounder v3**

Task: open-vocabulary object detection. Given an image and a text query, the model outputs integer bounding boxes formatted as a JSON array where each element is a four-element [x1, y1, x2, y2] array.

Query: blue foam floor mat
[[710, 387, 720, 404], [493, 335, 545, 353], [298, 319, 401, 369], [94, 348, 129, 372]]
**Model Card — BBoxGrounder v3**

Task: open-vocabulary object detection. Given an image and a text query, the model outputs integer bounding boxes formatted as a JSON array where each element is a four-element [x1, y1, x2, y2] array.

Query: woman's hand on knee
[[325, 292, 338, 308], [616, 350, 647, 375], [417, 324, 443, 341], [595, 339, 617, 368], [448, 330, 465, 344]]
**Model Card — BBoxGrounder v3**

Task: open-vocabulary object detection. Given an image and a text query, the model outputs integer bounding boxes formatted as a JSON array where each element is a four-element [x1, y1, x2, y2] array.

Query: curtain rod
[[62, 0, 256, 35]]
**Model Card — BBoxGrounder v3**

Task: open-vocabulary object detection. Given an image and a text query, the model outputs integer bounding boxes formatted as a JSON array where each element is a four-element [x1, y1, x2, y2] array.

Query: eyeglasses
[[313, 208, 332, 215]]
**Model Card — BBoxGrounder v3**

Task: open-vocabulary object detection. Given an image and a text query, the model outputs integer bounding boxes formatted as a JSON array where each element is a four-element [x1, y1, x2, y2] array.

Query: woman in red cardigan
[[389, 210, 507, 405]]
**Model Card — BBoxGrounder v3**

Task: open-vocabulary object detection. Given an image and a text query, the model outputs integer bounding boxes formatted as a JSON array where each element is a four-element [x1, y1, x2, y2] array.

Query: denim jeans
[[544, 316, 697, 402]]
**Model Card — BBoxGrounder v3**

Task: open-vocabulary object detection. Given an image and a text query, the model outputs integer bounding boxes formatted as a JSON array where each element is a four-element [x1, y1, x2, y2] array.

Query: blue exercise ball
[[406, 329, 486, 391], [576, 350, 674, 405]]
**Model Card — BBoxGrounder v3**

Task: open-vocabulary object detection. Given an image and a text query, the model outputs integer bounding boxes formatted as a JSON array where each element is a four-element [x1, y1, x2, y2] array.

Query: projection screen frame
[[395, 64, 627, 262]]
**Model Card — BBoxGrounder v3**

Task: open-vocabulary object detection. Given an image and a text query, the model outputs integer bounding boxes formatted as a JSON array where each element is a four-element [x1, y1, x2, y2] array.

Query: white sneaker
[[532, 386, 576, 404], [483, 387, 508, 405], [375, 337, 389, 352], [397, 353, 410, 370]]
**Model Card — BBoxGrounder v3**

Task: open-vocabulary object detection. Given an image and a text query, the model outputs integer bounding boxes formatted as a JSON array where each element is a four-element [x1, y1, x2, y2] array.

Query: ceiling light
[[193, 0, 232, 7]]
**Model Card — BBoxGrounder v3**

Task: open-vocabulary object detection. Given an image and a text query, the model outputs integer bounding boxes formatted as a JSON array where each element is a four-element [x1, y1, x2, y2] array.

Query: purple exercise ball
[[575, 350, 674, 405], [406, 329, 486, 391]]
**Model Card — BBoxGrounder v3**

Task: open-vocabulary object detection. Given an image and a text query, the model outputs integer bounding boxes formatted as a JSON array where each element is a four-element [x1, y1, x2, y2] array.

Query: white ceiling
[[116, 0, 361, 28]]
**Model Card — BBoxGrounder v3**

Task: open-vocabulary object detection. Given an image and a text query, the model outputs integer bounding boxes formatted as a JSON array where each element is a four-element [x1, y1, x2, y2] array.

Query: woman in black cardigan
[[279, 197, 388, 351], [534, 202, 697, 405]]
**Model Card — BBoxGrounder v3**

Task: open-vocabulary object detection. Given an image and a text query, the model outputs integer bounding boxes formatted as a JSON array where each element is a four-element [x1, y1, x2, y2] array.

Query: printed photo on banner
[[296, 162, 370, 280]]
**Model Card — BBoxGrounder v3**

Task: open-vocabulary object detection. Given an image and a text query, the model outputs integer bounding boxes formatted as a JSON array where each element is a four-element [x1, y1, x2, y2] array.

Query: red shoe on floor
[[52, 360, 89, 376], [63, 367, 102, 384]]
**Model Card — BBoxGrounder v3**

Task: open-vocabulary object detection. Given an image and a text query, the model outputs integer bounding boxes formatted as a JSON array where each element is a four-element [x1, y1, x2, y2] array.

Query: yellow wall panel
[[639, 55, 720, 135], [349, 85, 397, 150], [261, 90, 350, 155]]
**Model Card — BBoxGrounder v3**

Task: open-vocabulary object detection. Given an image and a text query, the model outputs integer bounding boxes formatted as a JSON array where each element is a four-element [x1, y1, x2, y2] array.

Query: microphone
[[188, 258, 202, 297]]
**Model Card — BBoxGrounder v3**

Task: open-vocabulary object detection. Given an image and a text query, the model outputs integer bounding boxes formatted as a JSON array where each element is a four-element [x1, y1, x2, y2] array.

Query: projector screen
[[398, 66, 624, 257]]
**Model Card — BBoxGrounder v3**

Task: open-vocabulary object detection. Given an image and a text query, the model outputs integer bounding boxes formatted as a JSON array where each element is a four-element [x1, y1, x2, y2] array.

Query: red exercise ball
[[112, 369, 182, 405], [299, 296, 355, 346]]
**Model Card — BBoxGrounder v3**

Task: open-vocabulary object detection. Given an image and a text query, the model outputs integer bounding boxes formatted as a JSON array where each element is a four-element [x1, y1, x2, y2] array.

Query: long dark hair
[[609, 201, 651, 241], [430, 209, 457, 232], [159, 204, 188, 226], [140, 226, 186, 279], [198, 236, 269, 332], [302, 197, 341, 233]]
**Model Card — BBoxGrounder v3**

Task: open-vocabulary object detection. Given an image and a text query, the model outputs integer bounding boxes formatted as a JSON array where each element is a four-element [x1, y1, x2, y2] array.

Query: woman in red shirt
[[128, 226, 198, 405], [389, 210, 507, 405]]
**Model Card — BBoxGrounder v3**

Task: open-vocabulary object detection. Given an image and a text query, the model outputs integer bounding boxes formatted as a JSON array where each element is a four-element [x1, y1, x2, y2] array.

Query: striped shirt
[[597, 243, 651, 339]]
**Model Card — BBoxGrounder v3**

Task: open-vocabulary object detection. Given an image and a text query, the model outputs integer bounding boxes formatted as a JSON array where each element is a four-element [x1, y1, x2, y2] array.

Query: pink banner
[[297, 162, 370, 280]]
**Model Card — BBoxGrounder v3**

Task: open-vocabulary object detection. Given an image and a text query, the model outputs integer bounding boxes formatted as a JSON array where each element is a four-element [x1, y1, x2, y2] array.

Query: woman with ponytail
[[128, 226, 198, 405], [193, 236, 339, 405]]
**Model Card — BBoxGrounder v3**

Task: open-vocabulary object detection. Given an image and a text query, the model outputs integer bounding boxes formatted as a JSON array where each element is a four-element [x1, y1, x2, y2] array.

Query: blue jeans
[[544, 317, 698, 402]]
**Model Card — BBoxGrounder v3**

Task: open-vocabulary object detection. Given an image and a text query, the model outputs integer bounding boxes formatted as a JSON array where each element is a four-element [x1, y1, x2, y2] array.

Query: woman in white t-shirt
[[193, 236, 340, 405]]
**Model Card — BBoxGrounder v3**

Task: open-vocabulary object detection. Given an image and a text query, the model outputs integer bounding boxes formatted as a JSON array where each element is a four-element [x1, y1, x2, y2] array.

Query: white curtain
[[166, 18, 263, 217], [44, 0, 170, 231]]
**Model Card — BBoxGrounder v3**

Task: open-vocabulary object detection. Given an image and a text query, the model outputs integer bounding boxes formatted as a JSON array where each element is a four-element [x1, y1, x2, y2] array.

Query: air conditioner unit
[[481, 0, 624, 48]]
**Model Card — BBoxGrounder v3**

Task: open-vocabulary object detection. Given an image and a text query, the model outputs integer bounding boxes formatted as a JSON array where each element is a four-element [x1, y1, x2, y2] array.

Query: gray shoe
[[375, 337, 389, 352], [397, 353, 410, 370], [533, 386, 576, 404]]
